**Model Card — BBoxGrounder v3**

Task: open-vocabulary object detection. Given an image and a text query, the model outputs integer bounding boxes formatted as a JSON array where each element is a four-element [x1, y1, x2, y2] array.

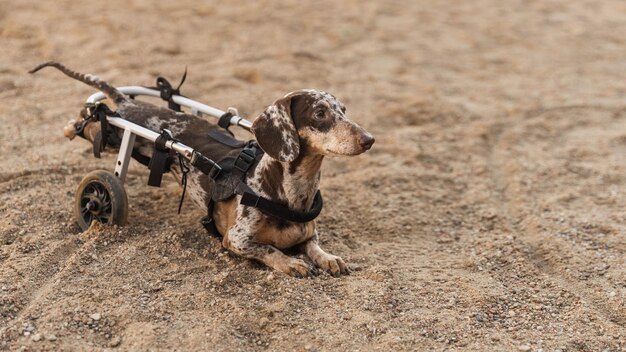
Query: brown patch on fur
[[291, 94, 335, 133], [255, 218, 315, 249], [83, 121, 101, 143], [214, 197, 239, 236], [260, 160, 285, 199], [287, 137, 322, 177]]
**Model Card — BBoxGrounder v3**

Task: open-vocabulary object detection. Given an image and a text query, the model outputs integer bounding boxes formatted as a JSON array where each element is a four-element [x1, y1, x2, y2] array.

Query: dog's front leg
[[300, 231, 349, 277], [223, 221, 317, 278]]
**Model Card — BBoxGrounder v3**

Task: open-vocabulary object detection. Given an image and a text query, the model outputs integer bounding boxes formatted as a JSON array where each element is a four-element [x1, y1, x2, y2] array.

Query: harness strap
[[146, 68, 188, 112], [190, 152, 222, 180], [202, 140, 261, 237], [202, 187, 324, 237], [201, 200, 221, 237], [237, 184, 324, 223], [93, 133, 103, 159], [207, 130, 247, 148], [131, 149, 152, 167], [148, 129, 174, 187], [89, 103, 118, 158]]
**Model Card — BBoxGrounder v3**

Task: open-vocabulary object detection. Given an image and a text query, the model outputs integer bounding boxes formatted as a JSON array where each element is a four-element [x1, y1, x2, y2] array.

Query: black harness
[[201, 130, 323, 237], [143, 75, 324, 236]]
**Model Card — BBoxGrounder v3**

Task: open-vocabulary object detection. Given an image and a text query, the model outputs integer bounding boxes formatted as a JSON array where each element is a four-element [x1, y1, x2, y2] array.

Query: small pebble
[[259, 317, 270, 328], [46, 334, 57, 341], [517, 345, 531, 351], [89, 313, 101, 321], [31, 334, 41, 342], [109, 336, 122, 347]]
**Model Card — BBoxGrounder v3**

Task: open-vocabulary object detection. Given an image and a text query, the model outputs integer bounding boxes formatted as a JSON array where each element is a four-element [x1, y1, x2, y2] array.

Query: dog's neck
[[254, 153, 324, 212], [284, 153, 324, 211]]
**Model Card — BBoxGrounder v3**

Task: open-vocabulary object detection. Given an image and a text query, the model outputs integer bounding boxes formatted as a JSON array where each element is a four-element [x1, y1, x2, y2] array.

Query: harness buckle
[[234, 148, 256, 173]]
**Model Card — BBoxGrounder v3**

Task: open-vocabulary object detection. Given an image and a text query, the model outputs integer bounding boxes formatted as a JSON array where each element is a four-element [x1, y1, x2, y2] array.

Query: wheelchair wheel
[[74, 170, 128, 231]]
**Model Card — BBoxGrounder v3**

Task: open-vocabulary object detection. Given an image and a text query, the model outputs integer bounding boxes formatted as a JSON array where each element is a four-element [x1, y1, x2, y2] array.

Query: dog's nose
[[359, 134, 375, 150]]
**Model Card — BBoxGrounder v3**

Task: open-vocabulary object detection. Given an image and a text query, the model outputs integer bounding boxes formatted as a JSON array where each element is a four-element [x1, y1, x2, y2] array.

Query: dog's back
[[117, 100, 241, 163], [114, 100, 253, 215]]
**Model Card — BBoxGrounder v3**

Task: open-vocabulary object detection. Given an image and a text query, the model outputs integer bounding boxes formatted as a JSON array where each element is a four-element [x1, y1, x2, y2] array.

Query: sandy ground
[[0, 0, 625, 351]]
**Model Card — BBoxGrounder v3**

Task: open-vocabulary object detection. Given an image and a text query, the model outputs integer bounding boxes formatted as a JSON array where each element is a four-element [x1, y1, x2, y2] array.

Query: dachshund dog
[[30, 62, 374, 277]]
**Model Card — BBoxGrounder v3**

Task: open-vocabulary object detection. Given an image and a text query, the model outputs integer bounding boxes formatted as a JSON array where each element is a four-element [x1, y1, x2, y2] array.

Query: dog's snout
[[359, 134, 375, 150]]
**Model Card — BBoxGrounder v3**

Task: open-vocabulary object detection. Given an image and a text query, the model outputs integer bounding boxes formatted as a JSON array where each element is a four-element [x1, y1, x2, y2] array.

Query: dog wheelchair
[[74, 83, 252, 231]]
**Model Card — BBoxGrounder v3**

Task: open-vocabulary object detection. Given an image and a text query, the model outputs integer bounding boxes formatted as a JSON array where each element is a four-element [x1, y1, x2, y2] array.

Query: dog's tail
[[29, 61, 128, 104]]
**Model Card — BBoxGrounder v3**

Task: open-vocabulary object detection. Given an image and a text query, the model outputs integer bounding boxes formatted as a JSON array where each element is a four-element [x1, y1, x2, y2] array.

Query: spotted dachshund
[[30, 61, 375, 277]]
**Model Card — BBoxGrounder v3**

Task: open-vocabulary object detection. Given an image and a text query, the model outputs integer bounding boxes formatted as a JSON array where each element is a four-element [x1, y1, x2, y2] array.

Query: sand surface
[[0, 0, 625, 351]]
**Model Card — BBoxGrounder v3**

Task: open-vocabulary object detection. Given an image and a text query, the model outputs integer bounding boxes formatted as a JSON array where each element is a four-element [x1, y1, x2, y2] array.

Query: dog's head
[[251, 89, 375, 162]]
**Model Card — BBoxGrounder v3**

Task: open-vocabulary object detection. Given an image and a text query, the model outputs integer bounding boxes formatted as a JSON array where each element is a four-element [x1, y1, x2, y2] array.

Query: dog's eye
[[314, 110, 325, 119]]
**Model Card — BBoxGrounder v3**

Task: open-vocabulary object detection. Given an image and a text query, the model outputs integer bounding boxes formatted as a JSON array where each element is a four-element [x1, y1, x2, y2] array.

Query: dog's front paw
[[275, 257, 318, 278], [313, 254, 349, 277]]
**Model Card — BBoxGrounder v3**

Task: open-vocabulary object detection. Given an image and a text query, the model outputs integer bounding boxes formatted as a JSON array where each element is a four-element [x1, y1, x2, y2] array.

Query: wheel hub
[[86, 199, 100, 212], [79, 182, 112, 225]]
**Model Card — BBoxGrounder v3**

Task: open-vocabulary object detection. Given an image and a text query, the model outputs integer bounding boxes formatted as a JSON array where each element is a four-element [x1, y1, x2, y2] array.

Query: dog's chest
[[255, 219, 315, 249]]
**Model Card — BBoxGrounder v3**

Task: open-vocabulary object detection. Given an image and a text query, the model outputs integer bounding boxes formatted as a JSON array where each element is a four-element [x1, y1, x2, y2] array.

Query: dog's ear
[[251, 95, 300, 162]]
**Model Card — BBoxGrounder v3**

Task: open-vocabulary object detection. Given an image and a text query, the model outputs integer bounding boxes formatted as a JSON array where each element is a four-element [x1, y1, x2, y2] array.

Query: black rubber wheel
[[74, 170, 128, 231]]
